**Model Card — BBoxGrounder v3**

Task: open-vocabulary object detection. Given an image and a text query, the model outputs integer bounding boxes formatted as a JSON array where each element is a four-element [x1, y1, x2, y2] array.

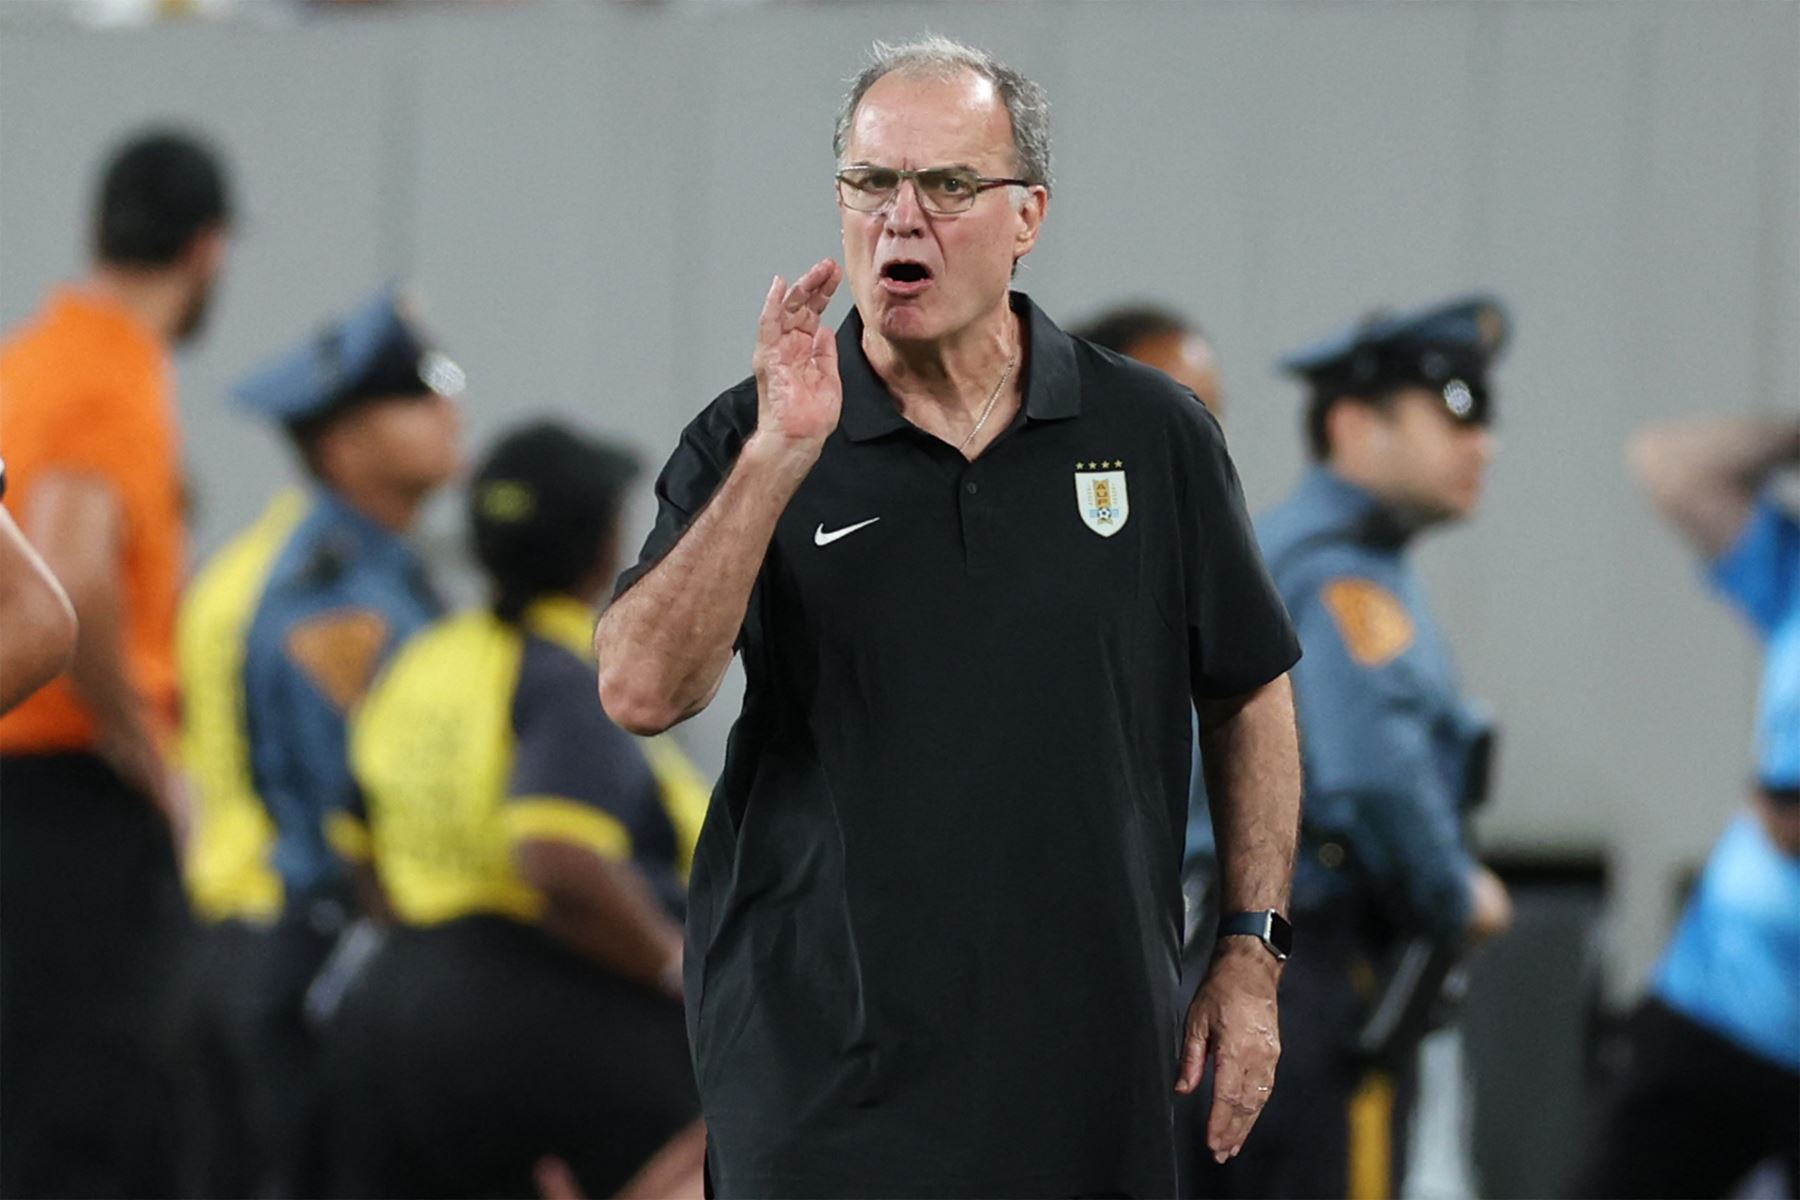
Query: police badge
[[1074, 463, 1129, 537]]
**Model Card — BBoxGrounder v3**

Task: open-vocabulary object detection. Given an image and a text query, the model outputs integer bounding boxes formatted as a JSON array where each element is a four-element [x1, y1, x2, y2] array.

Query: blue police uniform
[[1185, 296, 1506, 1200], [242, 490, 441, 899], [1578, 491, 1799, 1198], [183, 289, 461, 1198], [1262, 466, 1488, 936]]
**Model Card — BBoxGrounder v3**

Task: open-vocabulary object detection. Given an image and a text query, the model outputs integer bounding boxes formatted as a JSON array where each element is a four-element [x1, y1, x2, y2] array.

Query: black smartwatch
[[1217, 910, 1293, 962]]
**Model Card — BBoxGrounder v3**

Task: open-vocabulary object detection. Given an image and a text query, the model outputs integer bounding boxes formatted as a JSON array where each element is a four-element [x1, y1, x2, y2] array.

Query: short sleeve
[[612, 383, 758, 602], [1286, 579, 1473, 940], [1180, 407, 1302, 699], [42, 371, 168, 485], [503, 637, 662, 862], [1709, 498, 1799, 637]]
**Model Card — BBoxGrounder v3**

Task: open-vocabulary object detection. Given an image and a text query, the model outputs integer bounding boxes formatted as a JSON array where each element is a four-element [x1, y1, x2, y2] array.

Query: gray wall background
[[2, 0, 1795, 996]]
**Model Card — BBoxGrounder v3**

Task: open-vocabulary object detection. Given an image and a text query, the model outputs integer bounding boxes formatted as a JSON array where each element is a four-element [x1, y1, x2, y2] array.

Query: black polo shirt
[[616, 292, 1299, 1199]]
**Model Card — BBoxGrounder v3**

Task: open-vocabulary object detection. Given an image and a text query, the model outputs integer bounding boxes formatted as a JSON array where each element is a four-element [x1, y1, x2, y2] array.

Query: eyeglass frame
[[834, 164, 1039, 215]]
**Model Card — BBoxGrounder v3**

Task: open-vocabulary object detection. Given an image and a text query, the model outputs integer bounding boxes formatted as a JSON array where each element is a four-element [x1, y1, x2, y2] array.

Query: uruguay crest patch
[[1074, 462, 1129, 537]]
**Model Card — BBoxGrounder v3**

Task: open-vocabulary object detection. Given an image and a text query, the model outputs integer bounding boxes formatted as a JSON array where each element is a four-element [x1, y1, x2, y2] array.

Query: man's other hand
[[1175, 937, 1282, 1163]]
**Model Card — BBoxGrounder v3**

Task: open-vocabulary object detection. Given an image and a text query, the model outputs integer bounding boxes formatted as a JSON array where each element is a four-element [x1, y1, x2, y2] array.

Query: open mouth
[[880, 261, 933, 288]]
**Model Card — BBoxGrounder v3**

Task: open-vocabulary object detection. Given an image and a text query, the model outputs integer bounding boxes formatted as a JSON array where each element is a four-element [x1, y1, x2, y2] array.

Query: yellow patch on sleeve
[[324, 811, 373, 864], [504, 798, 633, 862], [1320, 578, 1415, 668], [285, 609, 389, 711]]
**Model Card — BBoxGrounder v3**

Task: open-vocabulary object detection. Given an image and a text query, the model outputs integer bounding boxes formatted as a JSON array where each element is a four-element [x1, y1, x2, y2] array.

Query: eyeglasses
[[835, 165, 1035, 215]]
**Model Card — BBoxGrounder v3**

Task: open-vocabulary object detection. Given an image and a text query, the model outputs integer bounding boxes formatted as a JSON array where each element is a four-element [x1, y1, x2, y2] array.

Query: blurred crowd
[[15, 0, 818, 32], [0, 129, 706, 1199], [0, 95, 1794, 1200]]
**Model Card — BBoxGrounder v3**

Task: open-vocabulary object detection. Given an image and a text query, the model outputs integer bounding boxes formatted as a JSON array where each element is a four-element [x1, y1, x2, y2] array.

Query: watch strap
[[1218, 909, 1293, 961]]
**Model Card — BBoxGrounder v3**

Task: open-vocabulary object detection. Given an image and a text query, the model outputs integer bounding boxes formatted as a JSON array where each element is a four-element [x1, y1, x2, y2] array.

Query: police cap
[[234, 288, 465, 428], [1281, 294, 1509, 424]]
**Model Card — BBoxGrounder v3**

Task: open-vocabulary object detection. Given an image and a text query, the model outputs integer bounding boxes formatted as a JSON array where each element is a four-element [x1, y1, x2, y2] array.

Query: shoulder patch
[[285, 608, 390, 710], [1320, 578, 1415, 667]]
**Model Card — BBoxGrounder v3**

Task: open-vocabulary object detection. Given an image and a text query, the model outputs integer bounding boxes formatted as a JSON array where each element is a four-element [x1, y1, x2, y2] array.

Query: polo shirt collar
[[837, 290, 1081, 442]]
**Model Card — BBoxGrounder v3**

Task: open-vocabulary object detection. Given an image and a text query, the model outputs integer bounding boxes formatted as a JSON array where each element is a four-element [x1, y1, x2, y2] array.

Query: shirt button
[[965, 481, 979, 495]]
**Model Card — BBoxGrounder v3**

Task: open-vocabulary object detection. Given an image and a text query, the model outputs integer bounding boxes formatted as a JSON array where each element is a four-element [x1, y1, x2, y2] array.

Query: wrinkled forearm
[[597, 433, 817, 735], [1199, 674, 1301, 916]]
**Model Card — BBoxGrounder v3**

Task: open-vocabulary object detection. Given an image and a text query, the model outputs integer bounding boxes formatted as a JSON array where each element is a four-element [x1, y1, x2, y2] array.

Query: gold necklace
[[959, 350, 1018, 453]]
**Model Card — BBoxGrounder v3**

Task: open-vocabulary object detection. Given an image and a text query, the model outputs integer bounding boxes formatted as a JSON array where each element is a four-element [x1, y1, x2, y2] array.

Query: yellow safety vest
[[345, 595, 707, 927], [177, 489, 309, 924]]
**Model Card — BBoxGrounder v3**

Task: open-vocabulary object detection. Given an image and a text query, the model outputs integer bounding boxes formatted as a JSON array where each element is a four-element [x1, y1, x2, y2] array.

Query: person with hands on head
[[1572, 414, 1799, 1200], [1202, 296, 1515, 1200], [597, 34, 1302, 1198]]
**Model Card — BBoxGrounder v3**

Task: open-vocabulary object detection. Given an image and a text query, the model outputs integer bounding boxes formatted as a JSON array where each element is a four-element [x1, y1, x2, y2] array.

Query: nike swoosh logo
[[814, 517, 881, 546]]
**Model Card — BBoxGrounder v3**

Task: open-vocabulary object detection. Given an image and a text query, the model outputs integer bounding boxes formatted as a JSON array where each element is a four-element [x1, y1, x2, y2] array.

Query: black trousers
[[241, 896, 344, 1199], [1181, 915, 1415, 1200], [1573, 998, 1800, 1199], [327, 915, 700, 1199], [0, 753, 184, 1199], [172, 919, 268, 1199]]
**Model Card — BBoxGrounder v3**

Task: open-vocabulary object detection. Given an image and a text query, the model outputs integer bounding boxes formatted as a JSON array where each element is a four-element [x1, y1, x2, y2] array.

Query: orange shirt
[[0, 287, 185, 754]]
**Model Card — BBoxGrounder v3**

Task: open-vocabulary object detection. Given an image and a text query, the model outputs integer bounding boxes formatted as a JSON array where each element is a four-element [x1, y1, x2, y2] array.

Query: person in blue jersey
[[226, 289, 463, 1197], [1197, 296, 1517, 1200], [326, 422, 706, 1199], [1575, 414, 1800, 1199]]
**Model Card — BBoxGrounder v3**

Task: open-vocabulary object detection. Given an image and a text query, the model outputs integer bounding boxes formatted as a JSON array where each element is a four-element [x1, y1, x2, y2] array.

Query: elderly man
[[598, 36, 1301, 1197]]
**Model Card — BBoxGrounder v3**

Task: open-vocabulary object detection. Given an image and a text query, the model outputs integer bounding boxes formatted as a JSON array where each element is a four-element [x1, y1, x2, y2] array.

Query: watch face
[[1267, 912, 1294, 958]]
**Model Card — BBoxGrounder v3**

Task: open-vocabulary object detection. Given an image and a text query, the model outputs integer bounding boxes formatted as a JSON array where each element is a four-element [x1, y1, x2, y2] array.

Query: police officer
[[326, 422, 706, 1198], [181, 289, 462, 1197], [176, 485, 307, 1197], [1207, 297, 1516, 1200]]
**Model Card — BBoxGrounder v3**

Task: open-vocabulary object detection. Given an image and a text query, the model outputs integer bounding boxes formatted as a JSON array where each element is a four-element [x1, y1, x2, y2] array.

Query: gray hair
[[832, 34, 1053, 194]]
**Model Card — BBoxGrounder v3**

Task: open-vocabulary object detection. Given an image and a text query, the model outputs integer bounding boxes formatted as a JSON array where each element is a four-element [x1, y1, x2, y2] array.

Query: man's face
[[839, 70, 1046, 346], [173, 226, 229, 346], [335, 391, 463, 498], [1368, 386, 1495, 521], [1128, 331, 1223, 420]]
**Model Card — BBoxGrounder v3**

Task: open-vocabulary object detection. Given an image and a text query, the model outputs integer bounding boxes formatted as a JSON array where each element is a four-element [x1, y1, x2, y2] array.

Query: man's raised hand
[[752, 260, 844, 452]]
